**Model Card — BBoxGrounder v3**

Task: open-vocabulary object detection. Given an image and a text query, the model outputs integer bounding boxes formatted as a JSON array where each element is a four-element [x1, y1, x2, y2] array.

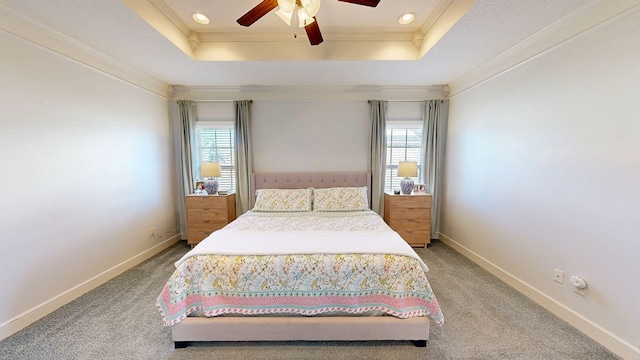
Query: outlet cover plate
[[554, 269, 564, 284]]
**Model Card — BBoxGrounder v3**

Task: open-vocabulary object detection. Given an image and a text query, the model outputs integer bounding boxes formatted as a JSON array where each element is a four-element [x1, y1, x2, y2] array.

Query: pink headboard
[[251, 172, 372, 208]]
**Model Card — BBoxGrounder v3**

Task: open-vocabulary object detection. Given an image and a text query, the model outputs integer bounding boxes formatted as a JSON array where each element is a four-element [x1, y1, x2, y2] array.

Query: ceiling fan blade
[[305, 18, 324, 46], [337, 0, 380, 7], [237, 0, 279, 27]]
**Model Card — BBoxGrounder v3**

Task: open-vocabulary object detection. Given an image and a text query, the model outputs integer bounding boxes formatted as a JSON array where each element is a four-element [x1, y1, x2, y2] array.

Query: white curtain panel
[[234, 100, 254, 216], [368, 100, 388, 215], [421, 100, 449, 239], [177, 100, 197, 239]]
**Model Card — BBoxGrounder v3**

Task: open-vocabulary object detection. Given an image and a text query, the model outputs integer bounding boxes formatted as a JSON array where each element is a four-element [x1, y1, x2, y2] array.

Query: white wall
[[252, 101, 370, 172], [0, 31, 178, 338], [443, 7, 640, 359], [194, 100, 426, 174]]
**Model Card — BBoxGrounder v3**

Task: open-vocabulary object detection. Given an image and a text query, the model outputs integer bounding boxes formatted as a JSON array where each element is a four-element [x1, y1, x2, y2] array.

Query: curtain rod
[[175, 100, 253, 103], [368, 100, 425, 103], [368, 99, 447, 103], [182, 99, 444, 103], [194, 100, 420, 103]]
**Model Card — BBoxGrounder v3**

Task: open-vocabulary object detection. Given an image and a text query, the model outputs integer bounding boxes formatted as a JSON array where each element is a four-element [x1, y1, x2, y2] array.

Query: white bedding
[[175, 228, 430, 272]]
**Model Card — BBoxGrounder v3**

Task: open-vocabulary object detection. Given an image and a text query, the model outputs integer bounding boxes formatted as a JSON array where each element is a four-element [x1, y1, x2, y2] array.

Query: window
[[195, 121, 235, 192], [385, 122, 422, 192]]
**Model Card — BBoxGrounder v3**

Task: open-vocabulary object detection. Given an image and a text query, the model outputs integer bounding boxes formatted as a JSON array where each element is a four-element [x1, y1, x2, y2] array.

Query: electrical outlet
[[149, 227, 156, 238], [553, 269, 564, 284], [574, 287, 586, 296]]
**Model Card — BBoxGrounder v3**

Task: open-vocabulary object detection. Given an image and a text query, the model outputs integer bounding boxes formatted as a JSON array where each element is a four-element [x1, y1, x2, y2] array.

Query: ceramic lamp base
[[400, 177, 414, 194], [204, 178, 219, 195]]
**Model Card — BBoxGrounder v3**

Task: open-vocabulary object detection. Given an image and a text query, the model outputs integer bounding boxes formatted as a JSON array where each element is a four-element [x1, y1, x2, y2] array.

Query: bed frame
[[170, 171, 430, 348]]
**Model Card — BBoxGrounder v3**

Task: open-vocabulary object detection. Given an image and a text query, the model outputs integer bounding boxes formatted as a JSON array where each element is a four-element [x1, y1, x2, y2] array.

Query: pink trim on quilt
[[156, 285, 444, 326]]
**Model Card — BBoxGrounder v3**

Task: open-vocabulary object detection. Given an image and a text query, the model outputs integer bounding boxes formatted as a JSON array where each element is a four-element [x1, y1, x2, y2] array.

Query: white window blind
[[385, 121, 422, 192], [195, 121, 235, 192]]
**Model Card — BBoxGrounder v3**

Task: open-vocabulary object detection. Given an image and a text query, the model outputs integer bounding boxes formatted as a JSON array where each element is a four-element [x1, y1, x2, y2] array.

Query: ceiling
[[0, 0, 591, 89], [121, 0, 462, 61]]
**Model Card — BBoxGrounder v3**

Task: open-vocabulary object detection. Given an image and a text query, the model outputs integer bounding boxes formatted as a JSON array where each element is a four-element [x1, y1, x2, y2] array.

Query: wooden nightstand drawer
[[185, 193, 236, 246], [383, 192, 432, 248], [187, 229, 223, 243], [186, 196, 228, 209], [388, 218, 430, 230], [187, 218, 227, 231], [389, 195, 432, 209], [187, 208, 229, 222], [388, 208, 430, 221], [396, 229, 430, 247]]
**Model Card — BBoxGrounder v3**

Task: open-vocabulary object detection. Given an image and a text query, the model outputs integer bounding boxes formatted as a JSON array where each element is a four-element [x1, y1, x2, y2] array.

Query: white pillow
[[313, 187, 369, 212], [253, 188, 313, 212]]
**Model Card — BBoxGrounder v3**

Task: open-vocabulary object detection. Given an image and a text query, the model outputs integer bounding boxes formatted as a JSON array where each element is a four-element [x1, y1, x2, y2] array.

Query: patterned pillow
[[253, 188, 313, 212], [313, 187, 369, 212]]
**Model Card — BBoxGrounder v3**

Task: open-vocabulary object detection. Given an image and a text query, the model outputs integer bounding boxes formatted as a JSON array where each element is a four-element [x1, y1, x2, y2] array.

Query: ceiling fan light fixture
[[398, 13, 415, 25], [275, 8, 294, 26], [298, 8, 315, 27], [301, 0, 321, 18], [277, 0, 296, 12], [192, 12, 210, 25]]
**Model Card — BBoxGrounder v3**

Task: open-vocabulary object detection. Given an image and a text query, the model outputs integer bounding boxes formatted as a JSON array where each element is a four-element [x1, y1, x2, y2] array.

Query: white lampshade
[[277, 0, 296, 12], [297, 8, 315, 27], [301, 0, 321, 17], [276, 0, 320, 27], [275, 8, 294, 25], [397, 161, 418, 178], [276, 0, 295, 25], [200, 162, 221, 178]]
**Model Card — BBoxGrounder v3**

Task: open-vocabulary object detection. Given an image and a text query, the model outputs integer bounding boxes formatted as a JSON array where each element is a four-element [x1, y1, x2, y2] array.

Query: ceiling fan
[[237, 0, 381, 46]]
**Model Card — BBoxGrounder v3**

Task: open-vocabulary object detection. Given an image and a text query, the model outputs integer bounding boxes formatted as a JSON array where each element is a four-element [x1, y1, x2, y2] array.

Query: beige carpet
[[0, 240, 619, 360]]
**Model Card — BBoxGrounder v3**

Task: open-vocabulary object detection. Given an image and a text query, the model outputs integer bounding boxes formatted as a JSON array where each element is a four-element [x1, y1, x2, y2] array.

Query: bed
[[156, 172, 443, 348]]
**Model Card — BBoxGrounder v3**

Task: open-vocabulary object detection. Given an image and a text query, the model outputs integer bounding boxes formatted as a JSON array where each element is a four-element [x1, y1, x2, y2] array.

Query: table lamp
[[200, 161, 221, 195], [397, 161, 418, 194]]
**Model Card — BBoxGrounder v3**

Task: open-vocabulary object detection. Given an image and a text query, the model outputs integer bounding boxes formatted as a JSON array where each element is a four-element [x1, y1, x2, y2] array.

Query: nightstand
[[185, 193, 236, 247], [383, 192, 432, 248]]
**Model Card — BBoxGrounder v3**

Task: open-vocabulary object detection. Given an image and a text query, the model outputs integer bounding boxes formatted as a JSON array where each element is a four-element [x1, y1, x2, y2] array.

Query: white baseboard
[[0, 235, 180, 341], [439, 234, 640, 360]]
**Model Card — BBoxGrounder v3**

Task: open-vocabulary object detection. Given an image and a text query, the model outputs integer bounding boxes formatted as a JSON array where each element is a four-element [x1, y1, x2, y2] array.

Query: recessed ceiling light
[[398, 13, 415, 25], [192, 13, 210, 25]]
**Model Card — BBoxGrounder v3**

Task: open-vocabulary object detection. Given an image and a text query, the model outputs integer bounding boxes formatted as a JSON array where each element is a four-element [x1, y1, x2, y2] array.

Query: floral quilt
[[156, 211, 444, 326]]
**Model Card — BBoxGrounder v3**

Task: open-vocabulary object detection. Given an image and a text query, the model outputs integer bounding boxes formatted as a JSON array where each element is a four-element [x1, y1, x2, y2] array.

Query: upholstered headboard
[[251, 172, 372, 209]]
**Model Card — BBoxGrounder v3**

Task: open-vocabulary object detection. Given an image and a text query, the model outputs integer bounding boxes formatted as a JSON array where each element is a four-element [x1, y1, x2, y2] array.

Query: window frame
[[194, 120, 236, 192], [385, 120, 423, 193]]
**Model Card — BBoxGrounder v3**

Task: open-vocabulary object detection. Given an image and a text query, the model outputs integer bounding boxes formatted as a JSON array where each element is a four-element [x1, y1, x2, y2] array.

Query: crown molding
[[194, 30, 419, 60], [149, 0, 191, 37], [0, 3, 168, 98], [197, 31, 414, 43], [122, 0, 194, 57], [417, 0, 475, 58], [169, 85, 448, 102], [419, 0, 455, 36], [449, 0, 640, 97]]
